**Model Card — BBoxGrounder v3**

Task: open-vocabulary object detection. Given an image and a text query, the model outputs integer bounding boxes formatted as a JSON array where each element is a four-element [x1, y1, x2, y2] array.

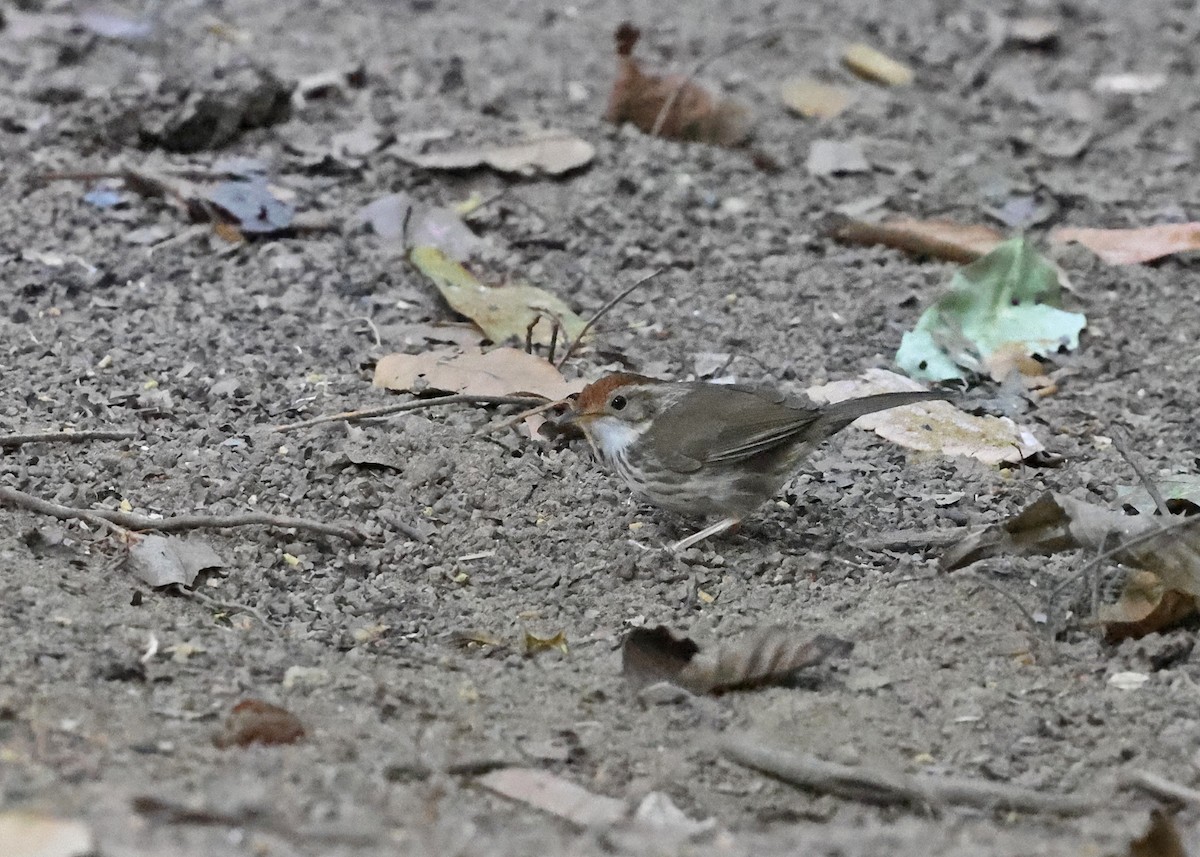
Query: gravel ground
[[3, 0, 1200, 854]]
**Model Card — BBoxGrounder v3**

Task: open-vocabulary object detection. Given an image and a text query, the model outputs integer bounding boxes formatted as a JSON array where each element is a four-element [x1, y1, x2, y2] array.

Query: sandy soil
[[3, 0, 1200, 854]]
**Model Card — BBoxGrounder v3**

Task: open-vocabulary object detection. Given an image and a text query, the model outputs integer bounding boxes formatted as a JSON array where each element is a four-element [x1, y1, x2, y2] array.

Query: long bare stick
[[273, 393, 547, 432], [1121, 770, 1200, 806], [721, 733, 1103, 816], [0, 486, 365, 544], [1, 429, 137, 447], [1111, 427, 1171, 517], [556, 269, 662, 369]]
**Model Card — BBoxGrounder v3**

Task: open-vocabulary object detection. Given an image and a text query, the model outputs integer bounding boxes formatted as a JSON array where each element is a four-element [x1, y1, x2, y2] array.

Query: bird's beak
[[555, 410, 591, 430]]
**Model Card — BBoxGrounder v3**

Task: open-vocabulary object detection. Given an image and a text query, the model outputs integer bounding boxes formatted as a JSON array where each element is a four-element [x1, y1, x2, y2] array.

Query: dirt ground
[[3, 0, 1200, 854]]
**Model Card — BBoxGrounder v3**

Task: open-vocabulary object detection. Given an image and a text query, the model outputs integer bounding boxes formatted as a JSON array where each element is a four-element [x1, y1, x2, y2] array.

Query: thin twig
[[963, 571, 1043, 635], [1, 429, 137, 448], [1111, 427, 1171, 517], [0, 485, 365, 544], [721, 733, 1103, 816], [273, 393, 547, 432], [350, 316, 383, 349], [177, 585, 280, 638], [1121, 770, 1200, 806], [479, 398, 570, 435], [556, 269, 662, 369], [856, 528, 970, 552], [524, 313, 542, 355]]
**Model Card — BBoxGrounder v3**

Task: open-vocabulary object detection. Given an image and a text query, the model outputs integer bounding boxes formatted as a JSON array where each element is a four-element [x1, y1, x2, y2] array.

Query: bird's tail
[[814, 390, 947, 437]]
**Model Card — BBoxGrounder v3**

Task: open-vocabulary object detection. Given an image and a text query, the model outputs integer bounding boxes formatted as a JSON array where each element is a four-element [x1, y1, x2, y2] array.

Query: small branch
[[721, 734, 1103, 816], [556, 269, 662, 369], [1, 429, 137, 448], [1111, 427, 1171, 517], [856, 527, 971, 553], [178, 585, 280, 638], [273, 393, 547, 432], [0, 486, 365, 544], [1121, 770, 1200, 806]]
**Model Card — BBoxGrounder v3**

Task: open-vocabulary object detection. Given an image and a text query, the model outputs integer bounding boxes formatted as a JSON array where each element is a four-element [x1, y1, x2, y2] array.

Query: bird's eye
[[610, 394, 627, 411]]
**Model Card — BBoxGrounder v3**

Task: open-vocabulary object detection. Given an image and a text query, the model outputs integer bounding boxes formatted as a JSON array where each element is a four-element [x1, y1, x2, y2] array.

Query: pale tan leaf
[[779, 77, 854, 119], [1051, 223, 1200, 265], [401, 130, 594, 176], [842, 43, 914, 86], [806, 368, 1044, 464], [477, 768, 625, 827], [373, 347, 584, 401], [0, 812, 94, 857]]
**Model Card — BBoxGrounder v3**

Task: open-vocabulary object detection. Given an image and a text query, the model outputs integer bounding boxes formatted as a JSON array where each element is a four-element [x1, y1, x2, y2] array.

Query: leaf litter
[[1051, 223, 1200, 265], [374, 346, 584, 401], [842, 43, 914, 86], [621, 625, 852, 694], [779, 78, 855, 120], [354, 192, 486, 260], [127, 534, 225, 588], [895, 238, 1085, 382], [830, 216, 1005, 263], [400, 130, 594, 177], [409, 246, 586, 347], [942, 491, 1200, 640], [603, 22, 752, 148], [807, 368, 1045, 465]]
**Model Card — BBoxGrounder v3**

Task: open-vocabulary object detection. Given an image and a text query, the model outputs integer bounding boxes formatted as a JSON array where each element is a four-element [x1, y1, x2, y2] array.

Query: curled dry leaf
[[807, 368, 1045, 465], [779, 77, 854, 120], [373, 346, 585, 401], [127, 534, 224, 588], [213, 699, 306, 748], [942, 491, 1200, 640], [400, 130, 594, 177], [410, 246, 585, 347], [622, 624, 852, 694], [830, 217, 1004, 264], [523, 629, 568, 655], [1051, 223, 1200, 265], [842, 43, 914, 86], [604, 22, 752, 147]]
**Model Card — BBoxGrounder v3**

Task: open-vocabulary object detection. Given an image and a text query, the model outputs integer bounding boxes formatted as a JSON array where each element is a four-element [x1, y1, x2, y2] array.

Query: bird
[[557, 372, 946, 551]]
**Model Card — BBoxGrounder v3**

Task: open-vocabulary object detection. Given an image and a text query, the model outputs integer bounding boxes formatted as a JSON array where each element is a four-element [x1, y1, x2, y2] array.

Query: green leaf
[[896, 237, 1086, 381], [410, 246, 586, 347]]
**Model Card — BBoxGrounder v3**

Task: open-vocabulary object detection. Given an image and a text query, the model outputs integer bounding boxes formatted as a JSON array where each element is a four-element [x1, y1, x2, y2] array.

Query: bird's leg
[[670, 516, 741, 552]]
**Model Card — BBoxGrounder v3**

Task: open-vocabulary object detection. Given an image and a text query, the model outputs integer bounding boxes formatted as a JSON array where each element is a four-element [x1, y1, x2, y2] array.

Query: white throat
[[587, 417, 641, 463]]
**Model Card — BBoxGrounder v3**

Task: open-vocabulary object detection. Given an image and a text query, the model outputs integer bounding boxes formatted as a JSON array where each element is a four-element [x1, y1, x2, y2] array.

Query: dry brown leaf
[[477, 768, 625, 827], [603, 22, 752, 147], [402, 130, 595, 177], [373, 346, 584, 401], [1128, 809, 1188, 857], [807, 368, 1044, 465], [1098, 571, 1197, 642], [779, 77, 854, 120], [213, 699, 306, 748], [622, 625, 852, 694], [842, 43, 914, 86], [982, 341, 1055, 394], [941, 492, 1200, 639], [1051, 223, 1200, 265], [830, 217, 1005, 264]]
